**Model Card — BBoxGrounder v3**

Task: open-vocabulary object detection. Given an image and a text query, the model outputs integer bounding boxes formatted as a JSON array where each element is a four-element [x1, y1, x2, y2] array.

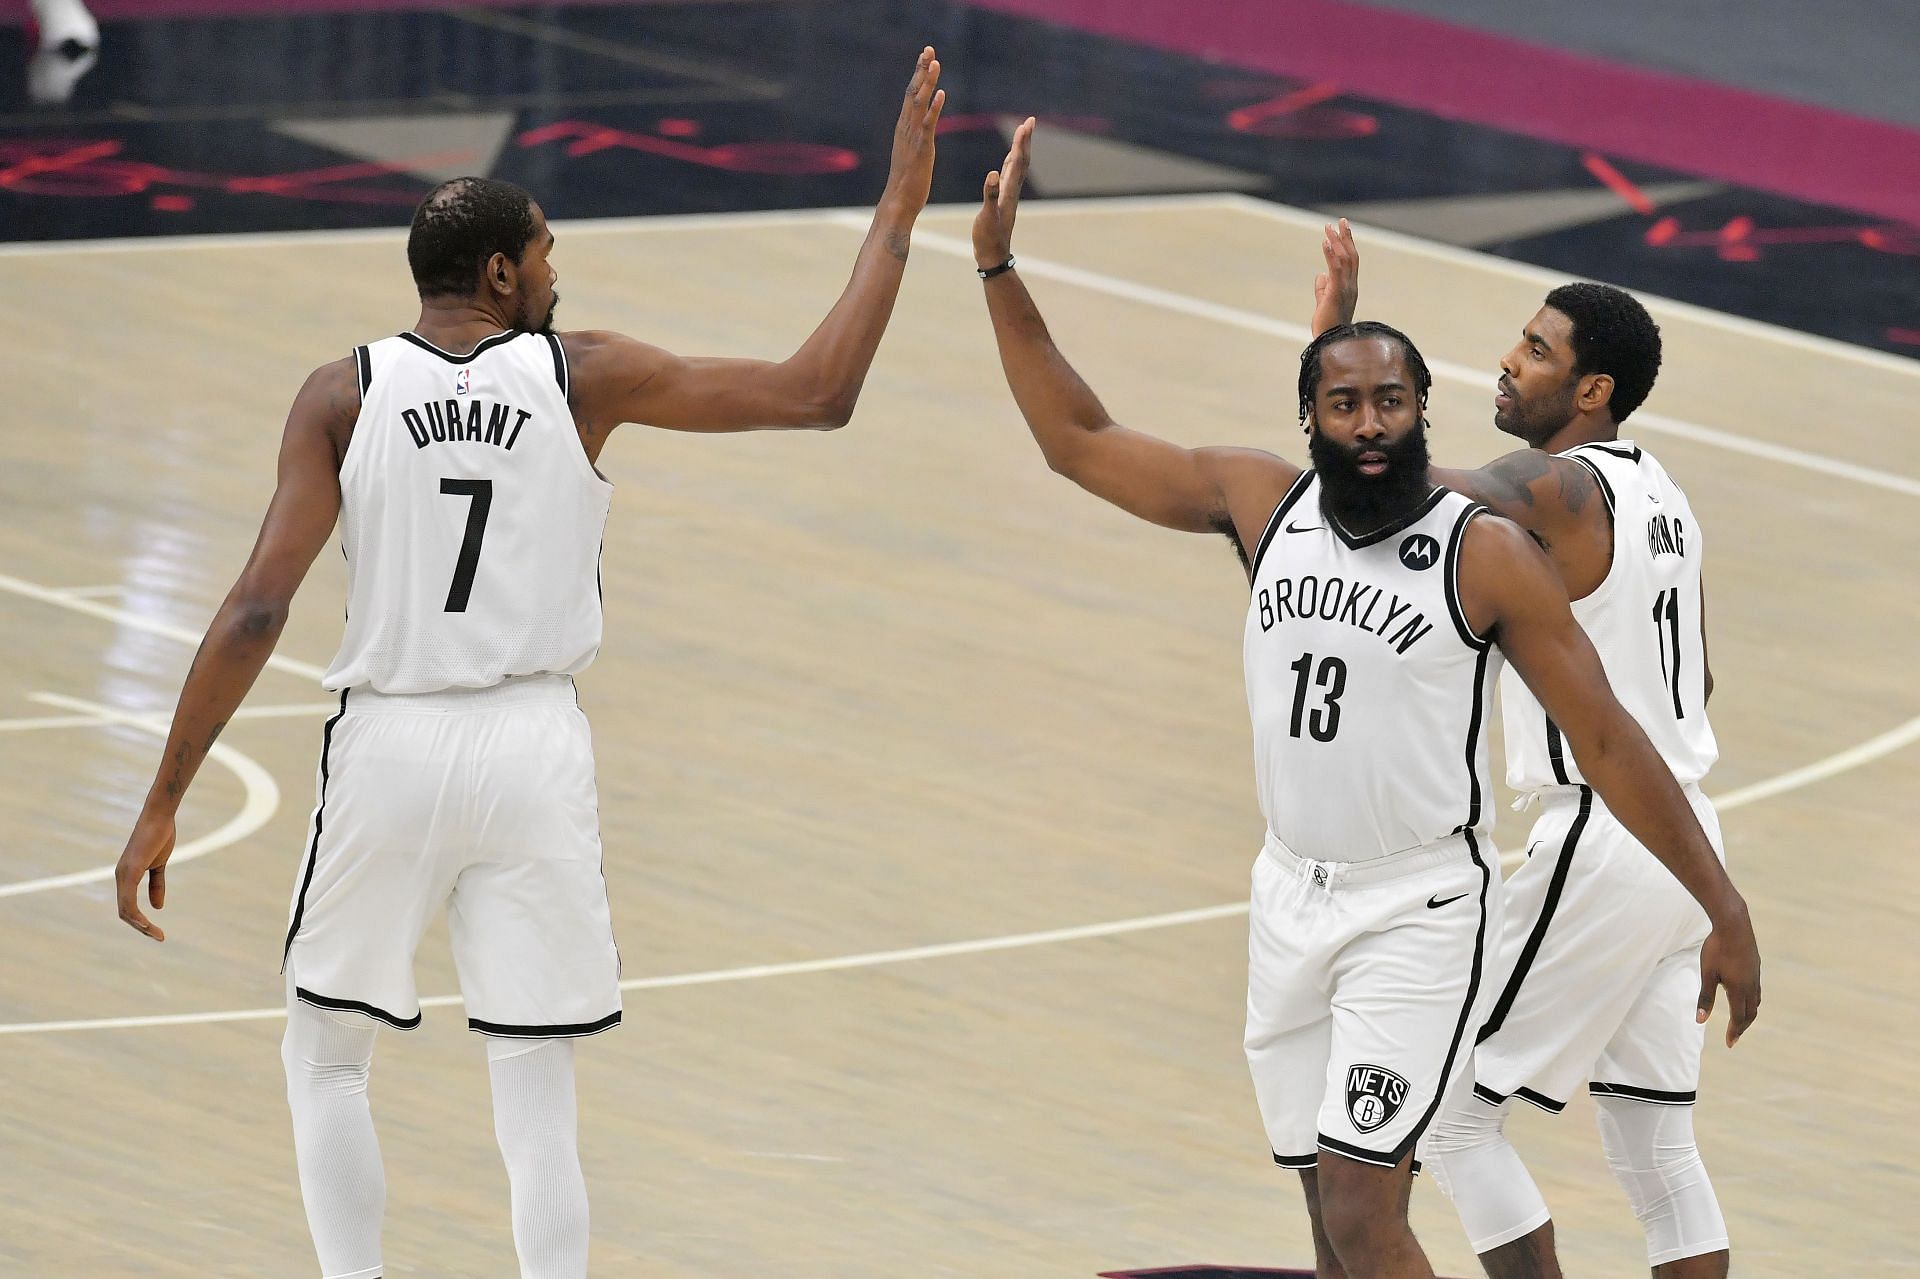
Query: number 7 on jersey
[[439, 478, 493, 612]]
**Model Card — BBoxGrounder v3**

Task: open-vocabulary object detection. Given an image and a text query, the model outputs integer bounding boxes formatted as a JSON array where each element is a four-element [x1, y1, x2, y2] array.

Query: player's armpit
[[563, 330, 849, 435]]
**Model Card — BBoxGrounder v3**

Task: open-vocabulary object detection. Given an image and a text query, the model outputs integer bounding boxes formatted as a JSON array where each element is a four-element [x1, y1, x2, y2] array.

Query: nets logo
[[1398, 533, 1439, 571], [455, 368, 470, 395], [1345, 1063, 1409, 1133]]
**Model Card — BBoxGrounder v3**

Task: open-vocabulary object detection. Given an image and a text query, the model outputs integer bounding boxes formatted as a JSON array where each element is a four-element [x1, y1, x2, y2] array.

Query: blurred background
[[4, 0, 1917, 355]]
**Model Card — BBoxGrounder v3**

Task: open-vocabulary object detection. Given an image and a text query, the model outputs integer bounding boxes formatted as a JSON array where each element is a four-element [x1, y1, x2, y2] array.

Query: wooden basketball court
[[2, 195, 1915, 1276]]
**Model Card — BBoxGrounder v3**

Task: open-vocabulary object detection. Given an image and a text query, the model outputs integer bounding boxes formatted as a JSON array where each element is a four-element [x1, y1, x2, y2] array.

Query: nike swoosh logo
[[1285, 522, 1324, 534], [1426, 893, 1469, 909], [1523, 842, 1541, 860]]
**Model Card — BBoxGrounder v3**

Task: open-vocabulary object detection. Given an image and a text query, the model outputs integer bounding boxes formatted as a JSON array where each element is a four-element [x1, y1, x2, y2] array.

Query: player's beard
[[1308, 420, 1434, 531], [1494, 372, 1579, 445], [515, 292, 559, 335]]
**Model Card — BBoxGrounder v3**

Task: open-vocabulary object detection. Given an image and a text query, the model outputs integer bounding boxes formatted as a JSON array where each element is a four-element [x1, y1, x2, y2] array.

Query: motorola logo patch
[[1398, 534, 1440, 571]]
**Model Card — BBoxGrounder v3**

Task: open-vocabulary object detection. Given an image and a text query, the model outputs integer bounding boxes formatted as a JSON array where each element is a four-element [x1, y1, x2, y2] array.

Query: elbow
[[812, 395, 856, 430], [226, 597, 290, 645]]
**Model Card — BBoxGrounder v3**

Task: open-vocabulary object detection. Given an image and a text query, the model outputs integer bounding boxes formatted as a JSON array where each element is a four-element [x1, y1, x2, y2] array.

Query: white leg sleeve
[[1594, 1093, 1729, 1266], [488, 1037, 589, 1279], [282, 995, 386, 1279], [1422, 1090, 1552, 1254]]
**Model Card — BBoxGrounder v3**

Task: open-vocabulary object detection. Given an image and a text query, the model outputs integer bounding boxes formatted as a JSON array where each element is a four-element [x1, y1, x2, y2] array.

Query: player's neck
[[412, 297, 515, 354], [1537, 413, 1619, 455]]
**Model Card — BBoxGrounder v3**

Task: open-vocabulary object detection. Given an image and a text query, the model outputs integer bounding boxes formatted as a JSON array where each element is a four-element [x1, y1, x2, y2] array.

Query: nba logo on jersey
[[1345, 1063, 1409, 1133], [455, 368, 470, 395]]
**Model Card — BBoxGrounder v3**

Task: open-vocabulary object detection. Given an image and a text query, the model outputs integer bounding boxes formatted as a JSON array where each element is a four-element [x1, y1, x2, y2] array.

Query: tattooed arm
[[1433, 449, 1614, 598], [112, 358, 354, 942]]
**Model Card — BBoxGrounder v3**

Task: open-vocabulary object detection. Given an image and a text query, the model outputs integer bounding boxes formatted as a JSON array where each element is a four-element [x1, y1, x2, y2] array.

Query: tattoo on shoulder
[[1556, 459, 1596, 513], [1480, 450, 1555, 509], [884, 229, 911, 263]]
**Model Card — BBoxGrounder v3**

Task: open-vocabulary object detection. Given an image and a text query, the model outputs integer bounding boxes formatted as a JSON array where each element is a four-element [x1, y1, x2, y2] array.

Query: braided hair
[[1297, 321, 1432, 427]]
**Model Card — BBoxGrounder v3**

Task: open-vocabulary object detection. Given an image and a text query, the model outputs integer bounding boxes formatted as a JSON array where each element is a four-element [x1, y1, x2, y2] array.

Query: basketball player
[[971, 120, 1758, 1279], [109, 47, 947, 1279], [1311, 223, 1738, 1278]]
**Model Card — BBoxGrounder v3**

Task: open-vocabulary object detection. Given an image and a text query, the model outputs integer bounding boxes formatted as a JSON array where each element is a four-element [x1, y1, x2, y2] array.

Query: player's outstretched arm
[[563, 47, 946, 440], [972, 118, 1297, 537], [1308, 217, 1358, 338], [113, 359, 353, 942], [1430, 449, 1611, 589], [1464, 514, 1760, 1044]]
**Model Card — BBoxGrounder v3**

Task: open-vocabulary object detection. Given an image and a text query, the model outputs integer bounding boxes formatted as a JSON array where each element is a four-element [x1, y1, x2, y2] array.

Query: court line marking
[[0, 572, 328, 682], [0, 693, 280, 900], [888, 218, 1920, 500], [0, 700, 339, 734]]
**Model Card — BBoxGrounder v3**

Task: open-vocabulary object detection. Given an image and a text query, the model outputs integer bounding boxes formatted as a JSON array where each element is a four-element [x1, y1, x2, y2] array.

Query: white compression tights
[[282, 996, 384, 1279], [282, 994, 590, 1279], [1423, 1094, 1551, 1254], [1594, 1093, 1728, 1267], [487, 1036, 590, 1279]]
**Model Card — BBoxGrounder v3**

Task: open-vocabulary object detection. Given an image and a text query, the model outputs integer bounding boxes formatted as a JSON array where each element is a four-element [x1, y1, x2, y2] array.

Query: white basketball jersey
[[322, 330, 613, 695], [1503, 441, 1718, 791], [1244, 474, 1504, 863]]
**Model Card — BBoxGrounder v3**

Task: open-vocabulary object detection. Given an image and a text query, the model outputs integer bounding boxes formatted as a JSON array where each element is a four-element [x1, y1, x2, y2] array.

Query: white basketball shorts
[[1245, 827, 1503, 1170], [282, 674, 621, 1038], [1471, 783, 1721, 1111]]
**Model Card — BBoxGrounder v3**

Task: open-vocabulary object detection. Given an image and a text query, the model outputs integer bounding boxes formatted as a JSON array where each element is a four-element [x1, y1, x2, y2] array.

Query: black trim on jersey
[[1565, 451, 1615, 521], [1272, 1150, 1318, 1170], [1477, 787, 1592, 1042], [1515, 1087, 1567, 1114], [468, 1010, 622, 1039], [1442, 503, 1492, 650], [1317, 1133, 1404, 1169], [1473, 1082, 1508, 1107], [1458, 646, 1493, 832], [296, 986, 422, 1031], [352, 345, 372, 400], [1380, 827, 1495, 1164], [543, 331, 570, 400], [1247, 470, 1316, 581], [1579, 441, 1642, 463], [1545, 717, 1572, 785], [397, 329, 521, 364], [1589, 1082, 1697, 1106], [1325, 482, 1448, 550], [282, 690, 350, 968]]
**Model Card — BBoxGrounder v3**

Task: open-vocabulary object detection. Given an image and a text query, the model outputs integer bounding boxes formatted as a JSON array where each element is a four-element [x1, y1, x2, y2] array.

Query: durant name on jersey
[[400, 397, 536, 451]]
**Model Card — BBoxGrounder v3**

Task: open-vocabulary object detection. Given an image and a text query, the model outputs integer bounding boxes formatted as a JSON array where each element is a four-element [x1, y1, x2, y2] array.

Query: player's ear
[[486, 252, 514, 296], [1578, 371, 1613, 414]]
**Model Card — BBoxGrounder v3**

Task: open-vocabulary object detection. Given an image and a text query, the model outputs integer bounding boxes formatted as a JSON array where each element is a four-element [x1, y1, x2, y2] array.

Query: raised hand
[[115, 807, 176, 942], [973, 115, 1035, 269], [1309, 217, 1359, 337], [883, 47, 946, 215]]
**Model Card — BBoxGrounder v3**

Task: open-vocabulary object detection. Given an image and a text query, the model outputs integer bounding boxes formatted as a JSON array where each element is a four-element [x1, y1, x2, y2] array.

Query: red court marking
[[0, 139, 121, 187], [1644, 216, 1681, 246], [150, 194, 193, 211], [1227, 83, 1377, 139], [1580, 152, 1654, 215], [518, 120, 859, 175], [1886, 329, 1920, 346], [655, 117, 699, 137]]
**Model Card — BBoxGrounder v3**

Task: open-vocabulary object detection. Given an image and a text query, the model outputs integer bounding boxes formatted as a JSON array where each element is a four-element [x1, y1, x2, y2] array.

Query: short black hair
[[407, 177, 538, 299], [1543, 282, 1662, 422], [1298, 321, 1432, 425]]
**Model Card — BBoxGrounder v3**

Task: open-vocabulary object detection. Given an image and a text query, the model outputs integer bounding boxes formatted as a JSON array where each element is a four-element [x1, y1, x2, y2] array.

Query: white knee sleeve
[[1422, 1093, 1551, 1254], [283, 995, 385, 1279], [1594, 1093, 1728, 1266], [488, 1036, 588, 1279]]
